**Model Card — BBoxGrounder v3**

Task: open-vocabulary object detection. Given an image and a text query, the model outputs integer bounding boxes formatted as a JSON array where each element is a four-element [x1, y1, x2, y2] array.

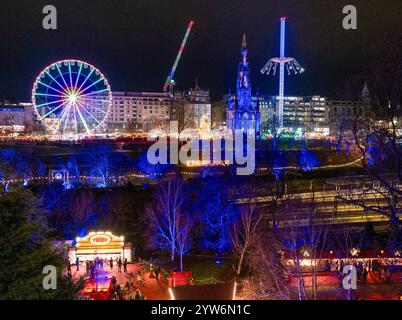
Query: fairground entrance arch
[[68, 231, 132, 262]]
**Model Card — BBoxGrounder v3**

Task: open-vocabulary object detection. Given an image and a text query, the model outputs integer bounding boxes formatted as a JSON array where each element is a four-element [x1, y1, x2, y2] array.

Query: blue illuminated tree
[[136, 150, 171, 180], [66, 155, 81, 186], [272, 150, 287, 181], [0, 148, 25, 191], [85, 145, 132, 187], [298, 148, 319, 171], [192, 176, 238, 253]]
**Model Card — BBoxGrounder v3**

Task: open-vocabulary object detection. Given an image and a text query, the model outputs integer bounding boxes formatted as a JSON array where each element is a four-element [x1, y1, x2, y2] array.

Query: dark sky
[[0, 0, 401, 101]]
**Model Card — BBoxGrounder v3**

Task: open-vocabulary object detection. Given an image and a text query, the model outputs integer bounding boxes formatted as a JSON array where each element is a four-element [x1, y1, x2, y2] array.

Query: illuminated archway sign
[[89, 234, 111, 245], [68, 231, 132, 262]]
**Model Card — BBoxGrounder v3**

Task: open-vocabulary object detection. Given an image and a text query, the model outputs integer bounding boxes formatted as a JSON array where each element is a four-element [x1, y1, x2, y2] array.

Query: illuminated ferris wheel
[[32, 59, 112, 136]]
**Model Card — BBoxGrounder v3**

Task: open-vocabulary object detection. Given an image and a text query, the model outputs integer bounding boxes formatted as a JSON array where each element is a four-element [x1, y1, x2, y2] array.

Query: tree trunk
[[295, 256, 304, 300], [298, 279, 303, 300], [170, 245, 175, 262], [237, 250, 245, 275], [312, 270, 318, 300], [347, 288, 352, 300]]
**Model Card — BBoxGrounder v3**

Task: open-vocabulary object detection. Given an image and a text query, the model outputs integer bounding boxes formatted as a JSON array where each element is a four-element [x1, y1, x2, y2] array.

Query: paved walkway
[[70, 263, 170, 300]]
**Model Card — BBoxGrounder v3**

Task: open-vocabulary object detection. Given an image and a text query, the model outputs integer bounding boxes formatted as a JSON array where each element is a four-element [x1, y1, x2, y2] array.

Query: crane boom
[[163, 20, 194, 92]]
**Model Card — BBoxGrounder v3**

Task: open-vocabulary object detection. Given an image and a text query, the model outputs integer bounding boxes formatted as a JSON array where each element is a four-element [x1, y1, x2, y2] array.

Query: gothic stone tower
[[227, 35, 260, 137]]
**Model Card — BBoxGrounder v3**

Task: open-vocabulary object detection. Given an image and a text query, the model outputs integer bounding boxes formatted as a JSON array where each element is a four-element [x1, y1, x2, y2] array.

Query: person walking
[[109, 257, 113, 270], [124, 281, 131, 295], [155, 266, 161, 280], [111, 275, 117, 286], [67, 260, 72, 276], [76, 257, 80, 271], [85, 260, 90, 275], [363, 267, 368, 281], [117, 257, 122, 273], [90, 261, 95, 278], [134, 289, 144, 300], [137, 271, 142, 286], [123, 258, 128, 273], [386, 269, 391, 282]]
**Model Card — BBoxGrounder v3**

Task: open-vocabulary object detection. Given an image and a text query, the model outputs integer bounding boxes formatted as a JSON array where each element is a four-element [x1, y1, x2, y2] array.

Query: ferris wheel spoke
[[56, 64, 70, 93], [74, 63, 84, 89], [76, 77, 104, 96], [73, 105, 78, 134], [52, 102, 70, 126], [77, 67, 95, 93], [57, 104, 74, 132], [35, 97, 66, 108], [68, 63, 74, 88], [36, 81, 64, 95], [41, 99, 69, 118], [89, 106, 108, 115], [48, 103, 70, 132], [34, 92, 64, 98], [62, 105, 72, 133], [77, 97, 109, 114], [80, 96, 111, 105], [78, 104, 108, 115], [76, 100, 102, 125], [53, 106, 70, 133], [80, 88, 109, 98], [45, 70, 67, 92], [75, 104, 91, 134]]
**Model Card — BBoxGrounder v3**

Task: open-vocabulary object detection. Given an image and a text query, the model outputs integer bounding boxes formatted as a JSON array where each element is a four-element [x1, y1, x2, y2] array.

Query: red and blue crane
[[163, 20, 194, 93]]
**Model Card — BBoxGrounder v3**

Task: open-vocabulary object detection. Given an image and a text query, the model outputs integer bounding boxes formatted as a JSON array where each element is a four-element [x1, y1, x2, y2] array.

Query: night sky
[[0, 0, 401, 101]]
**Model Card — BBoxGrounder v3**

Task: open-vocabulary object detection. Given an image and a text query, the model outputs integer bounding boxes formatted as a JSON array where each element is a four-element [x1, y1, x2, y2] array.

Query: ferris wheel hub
[[67, 92, 78, 104]]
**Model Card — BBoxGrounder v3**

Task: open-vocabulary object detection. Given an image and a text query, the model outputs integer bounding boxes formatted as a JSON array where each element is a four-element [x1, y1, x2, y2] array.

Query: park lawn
[[181, 256, 236, 284]]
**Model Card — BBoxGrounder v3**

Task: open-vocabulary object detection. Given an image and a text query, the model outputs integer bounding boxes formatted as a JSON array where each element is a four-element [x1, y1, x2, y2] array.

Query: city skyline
[[0, 0, 401, 101], [0, 1, 401, 304]]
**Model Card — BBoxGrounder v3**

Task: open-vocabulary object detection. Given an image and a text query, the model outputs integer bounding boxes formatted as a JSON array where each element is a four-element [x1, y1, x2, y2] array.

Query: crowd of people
[[67, 256, 165, 300], [325, 259, 396, 283], [110, 275, 145, 300]]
